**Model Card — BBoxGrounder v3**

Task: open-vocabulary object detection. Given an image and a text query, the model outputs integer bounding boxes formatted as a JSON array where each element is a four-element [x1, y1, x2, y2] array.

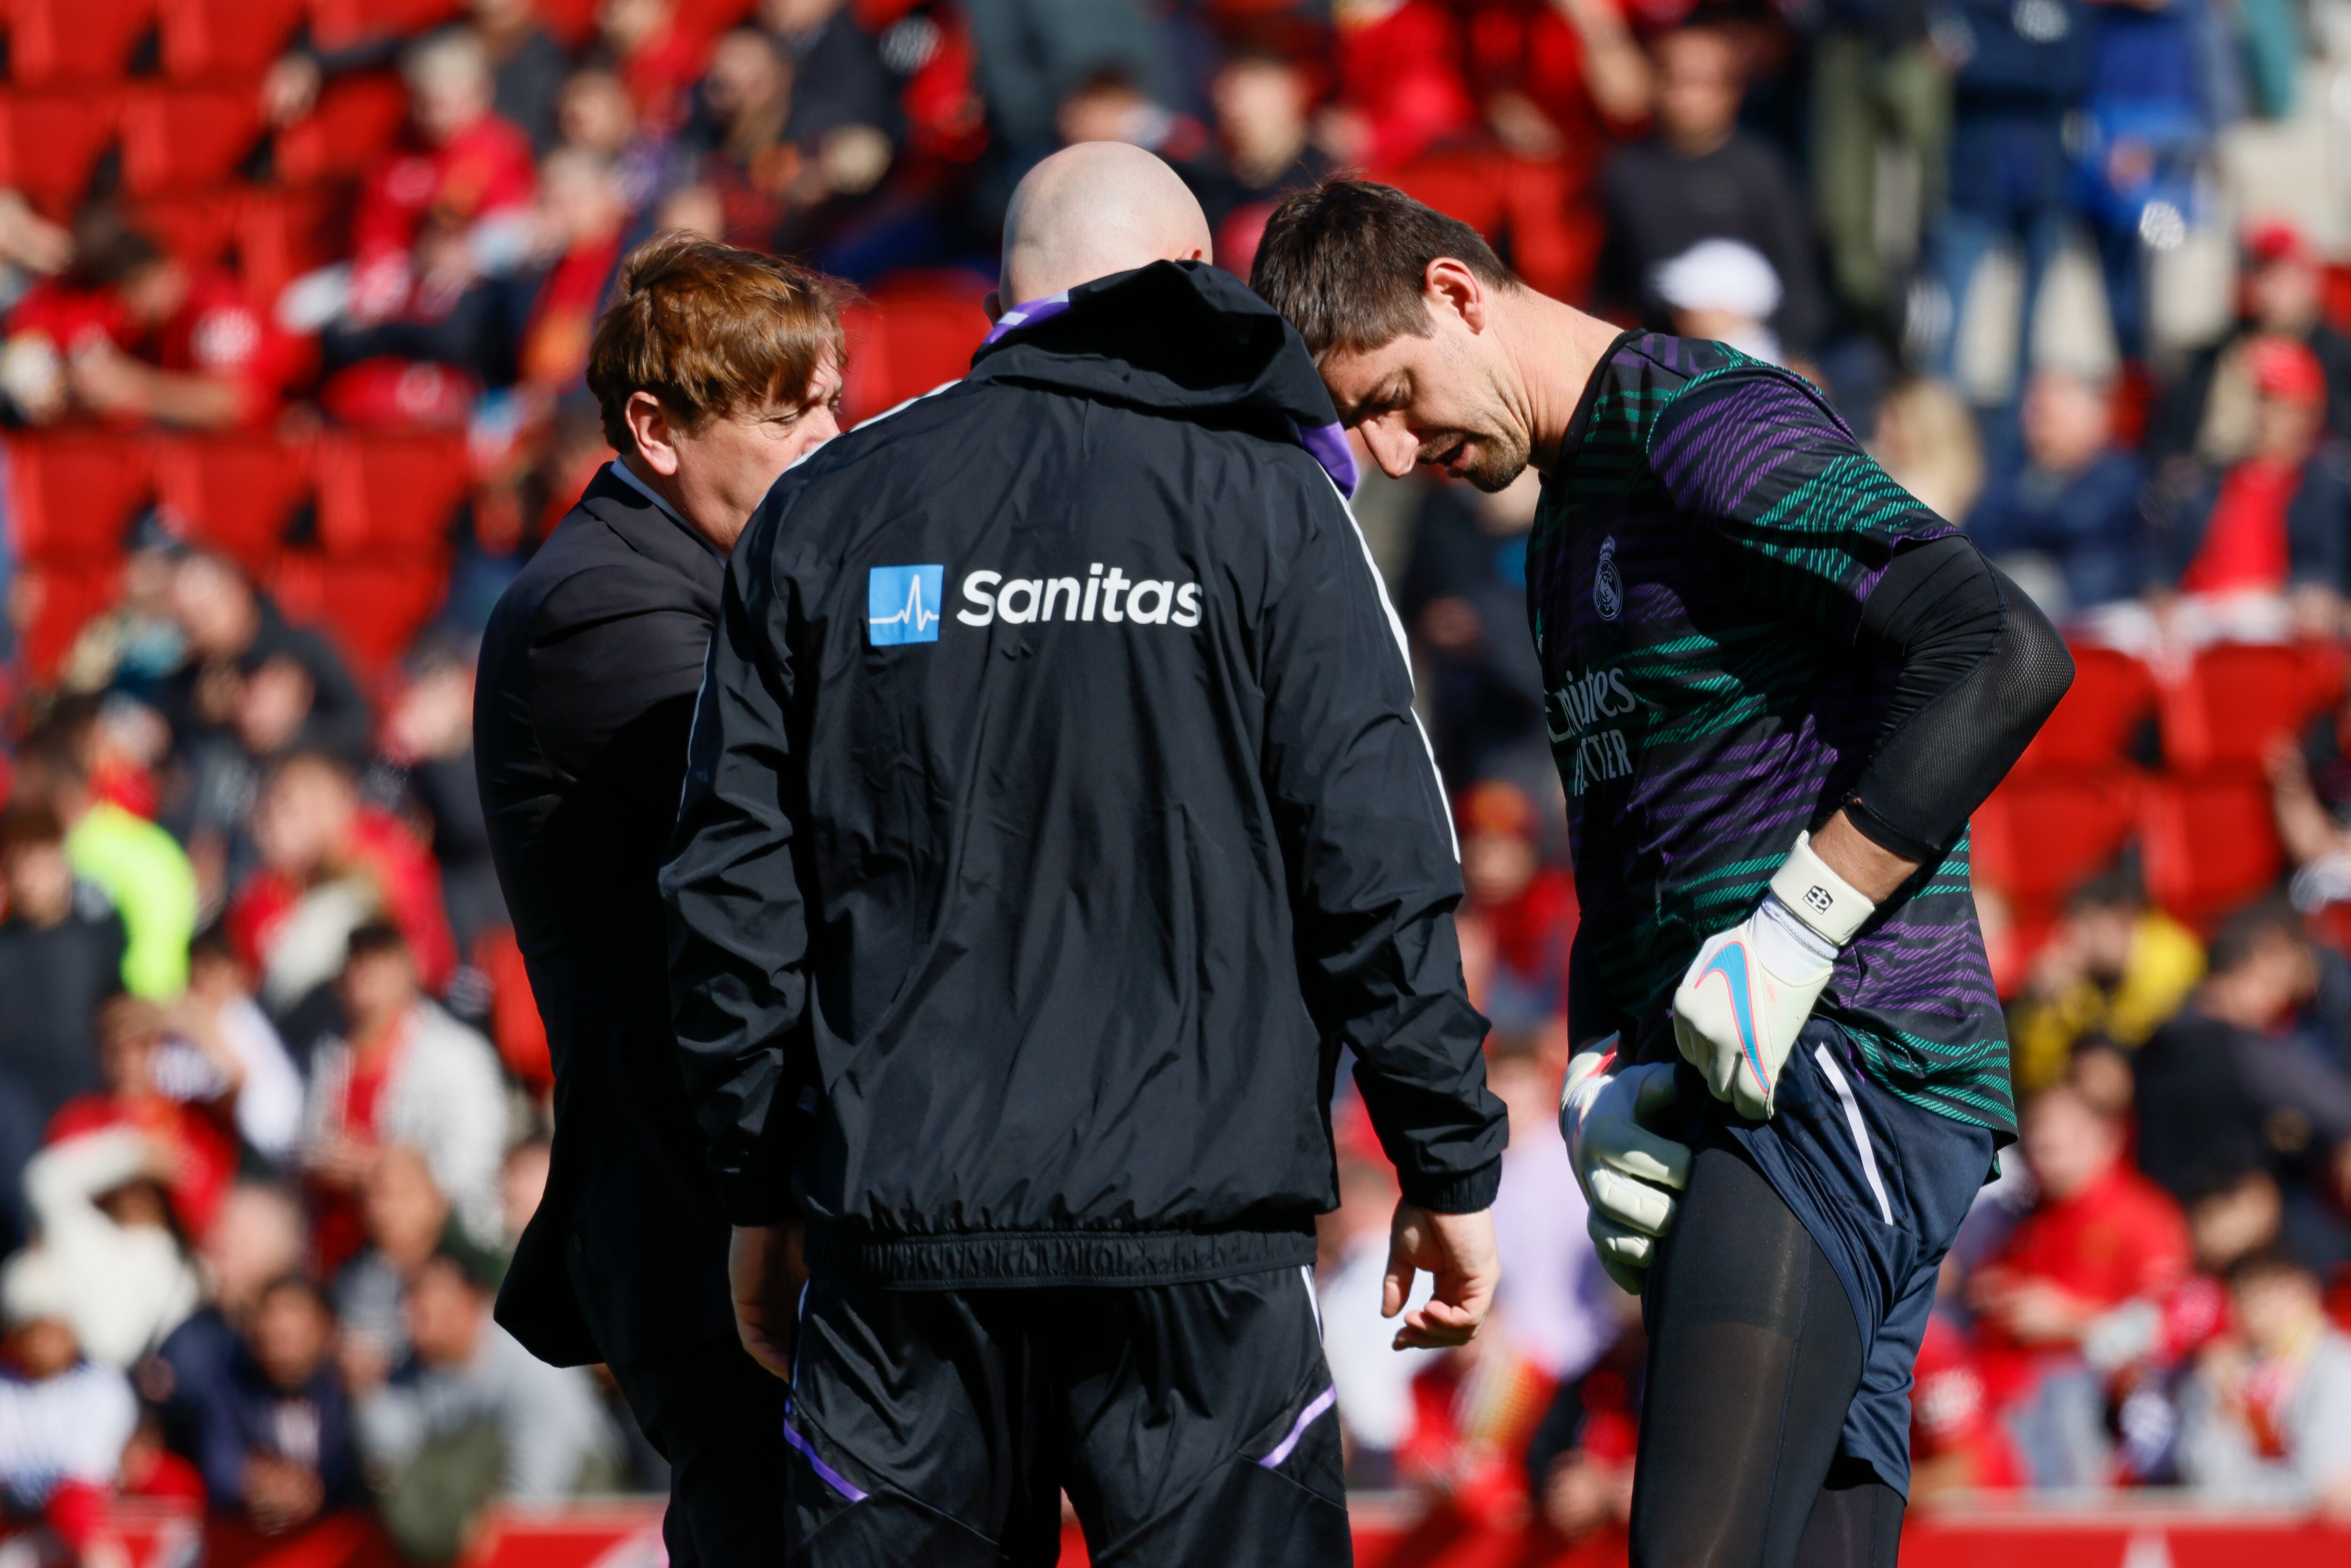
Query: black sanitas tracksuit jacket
[[659, 260, 1505, 1289]]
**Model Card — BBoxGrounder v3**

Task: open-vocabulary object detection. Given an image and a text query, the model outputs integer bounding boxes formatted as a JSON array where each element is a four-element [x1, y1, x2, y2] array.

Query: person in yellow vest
[[2010, 865, 2205, 1095], [15, 710, 197, 1001]]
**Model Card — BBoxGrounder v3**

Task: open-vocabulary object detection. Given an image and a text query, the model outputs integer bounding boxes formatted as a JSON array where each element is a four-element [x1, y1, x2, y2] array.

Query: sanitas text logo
[[957, 563, 1202, 628]]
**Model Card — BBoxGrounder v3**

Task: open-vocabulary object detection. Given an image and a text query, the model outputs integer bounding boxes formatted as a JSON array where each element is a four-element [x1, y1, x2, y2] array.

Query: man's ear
[[623, 390, 681, 477], [1426, 257, 1487, 334]]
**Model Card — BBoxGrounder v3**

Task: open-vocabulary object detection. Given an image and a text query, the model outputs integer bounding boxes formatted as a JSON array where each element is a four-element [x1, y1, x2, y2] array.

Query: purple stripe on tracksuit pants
[[777, 1265, 1353, 1564]]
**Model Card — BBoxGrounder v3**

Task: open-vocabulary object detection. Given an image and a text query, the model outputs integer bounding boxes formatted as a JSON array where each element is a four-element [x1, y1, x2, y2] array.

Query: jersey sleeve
[[1647, 364, 1953, 637]]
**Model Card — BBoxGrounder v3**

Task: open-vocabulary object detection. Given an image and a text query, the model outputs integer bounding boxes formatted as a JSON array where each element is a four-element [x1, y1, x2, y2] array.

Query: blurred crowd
[[4, 0, 2351, 1558]]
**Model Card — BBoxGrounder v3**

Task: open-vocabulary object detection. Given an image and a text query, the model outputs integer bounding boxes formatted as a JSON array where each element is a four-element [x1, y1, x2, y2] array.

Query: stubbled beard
[[1460, 428, 1532, 493]]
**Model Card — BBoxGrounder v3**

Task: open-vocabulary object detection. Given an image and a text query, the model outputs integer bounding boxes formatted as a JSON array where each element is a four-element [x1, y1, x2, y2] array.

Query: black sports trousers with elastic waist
[[779, 1267, 1350, 1567]]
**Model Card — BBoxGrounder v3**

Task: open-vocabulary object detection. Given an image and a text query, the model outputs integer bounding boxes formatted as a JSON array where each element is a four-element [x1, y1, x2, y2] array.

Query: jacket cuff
[[1398, 1159, 1502, 1215], [718, 1172, 794, 1228]]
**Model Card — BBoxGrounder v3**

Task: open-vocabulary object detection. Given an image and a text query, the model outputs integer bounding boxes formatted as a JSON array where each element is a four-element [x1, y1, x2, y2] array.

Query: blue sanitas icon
[[868, 564, 944, 646]]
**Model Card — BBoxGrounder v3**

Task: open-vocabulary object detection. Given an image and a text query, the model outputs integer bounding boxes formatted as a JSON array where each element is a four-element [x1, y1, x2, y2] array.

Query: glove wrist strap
[[1767, 832, 1875, 949]]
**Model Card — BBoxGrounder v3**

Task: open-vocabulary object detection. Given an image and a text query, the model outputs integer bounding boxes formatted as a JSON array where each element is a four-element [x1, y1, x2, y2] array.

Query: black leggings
[[1631, 1145, 1905, 1568]]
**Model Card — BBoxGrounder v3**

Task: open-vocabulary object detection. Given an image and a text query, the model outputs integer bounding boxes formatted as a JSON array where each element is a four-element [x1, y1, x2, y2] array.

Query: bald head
[[999, 142, 1213, 307]]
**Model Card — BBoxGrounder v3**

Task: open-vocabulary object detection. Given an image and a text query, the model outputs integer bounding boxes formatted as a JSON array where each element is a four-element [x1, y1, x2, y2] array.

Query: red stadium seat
[[151, 431, 315, 573], [2009, 644, 2157, 777], [158, 0, 307, 80], [237, 183, 355, 303], [307, 555, 449, 679], [8, 0, 153, 86], [839, 271, 991, 426], [304, 0, 461, 52], [313, 429, 471, 556], [126, 187, 248, 267], [0, 90, 126, 207], [1970, 772, 2139, 916], [14, 558, 125, 681], [273, 72, 409, 185], [121, 81, 267, 197], [2139, 774, 2286, 930], [2159, 641, 2343, 774], [3, 431, 155, 562]]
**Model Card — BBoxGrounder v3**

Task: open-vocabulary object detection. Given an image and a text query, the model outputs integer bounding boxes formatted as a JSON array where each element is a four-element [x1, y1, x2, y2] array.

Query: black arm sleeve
[[1565, 921, 1625, 1049], [1843, 536, 2075, 862], [1263, 473, 1507, 1214]]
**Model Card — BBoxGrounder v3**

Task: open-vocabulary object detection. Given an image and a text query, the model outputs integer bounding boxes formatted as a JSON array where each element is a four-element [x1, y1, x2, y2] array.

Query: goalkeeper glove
[[1671, 831, 1874, 1120], [1560, 1040, 1690, 1294]]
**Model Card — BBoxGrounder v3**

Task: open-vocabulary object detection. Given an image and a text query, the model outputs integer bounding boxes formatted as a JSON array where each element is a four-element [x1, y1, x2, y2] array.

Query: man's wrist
[[1767, 831, 1875, 947]]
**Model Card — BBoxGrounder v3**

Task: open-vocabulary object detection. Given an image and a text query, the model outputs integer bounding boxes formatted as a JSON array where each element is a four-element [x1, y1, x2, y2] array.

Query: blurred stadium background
[[3, 0, 2351, 1563]]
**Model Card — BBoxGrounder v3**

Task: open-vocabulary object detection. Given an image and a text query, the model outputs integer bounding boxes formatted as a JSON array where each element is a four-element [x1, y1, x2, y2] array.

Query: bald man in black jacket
[[472, 235, 843, 1568]]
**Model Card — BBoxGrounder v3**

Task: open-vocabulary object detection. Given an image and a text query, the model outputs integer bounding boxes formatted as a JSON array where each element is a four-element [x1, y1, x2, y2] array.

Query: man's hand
[[1381, 1203, 1497, 1350], [1560, 1043, 1689, 1293], [728, 1222, 807, 1381], [1673, 830, 1878, 1119]]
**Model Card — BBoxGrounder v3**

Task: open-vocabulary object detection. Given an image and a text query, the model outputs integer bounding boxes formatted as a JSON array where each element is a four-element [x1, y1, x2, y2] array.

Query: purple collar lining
[[1292, 419, 1360, 498], [981, 291, 1359, 498], [979, 292, 1072, 345]]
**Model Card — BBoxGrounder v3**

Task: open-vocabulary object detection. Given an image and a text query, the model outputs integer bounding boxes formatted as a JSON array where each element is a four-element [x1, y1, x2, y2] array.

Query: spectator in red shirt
[[519, 151, 632, 395], [595, 0, 710, 139], [2157, 335, 2351, 634], [321, 29, 539, 409], [298, 927, 505, 1272], [1329, 0, 1479, 173], [47, 999, 238, 1245], [1976, 1086, 2192, 1351], [1465, 0, 1653, 302], [1199, 51, 1337, 282], [2, 224, 298, 431], [1910, 1304, 2024, 1497], [228, 754, 456, 1029], [1972, 1084, 2192, 1485], [350, 31, 539, 324], [1453, 780, 1577, 1036]]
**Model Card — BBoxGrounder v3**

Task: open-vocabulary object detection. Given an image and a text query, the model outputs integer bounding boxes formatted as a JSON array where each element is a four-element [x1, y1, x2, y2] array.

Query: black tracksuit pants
[[610, 1338, 792, 1568], [780, 1266, 1350, 1567]]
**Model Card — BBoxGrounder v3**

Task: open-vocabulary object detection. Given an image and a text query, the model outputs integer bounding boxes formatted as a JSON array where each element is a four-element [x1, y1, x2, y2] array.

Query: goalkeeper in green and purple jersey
[[1255, 181, 2072, 1568]]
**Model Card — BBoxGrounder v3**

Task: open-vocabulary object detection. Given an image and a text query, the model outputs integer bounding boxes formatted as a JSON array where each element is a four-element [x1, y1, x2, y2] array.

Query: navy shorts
[[1676, 1018, 1996, 1494]]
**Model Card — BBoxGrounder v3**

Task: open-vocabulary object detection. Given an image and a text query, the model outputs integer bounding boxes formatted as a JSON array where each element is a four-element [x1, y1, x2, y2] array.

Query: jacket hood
[[967, 260, 1358, 496]]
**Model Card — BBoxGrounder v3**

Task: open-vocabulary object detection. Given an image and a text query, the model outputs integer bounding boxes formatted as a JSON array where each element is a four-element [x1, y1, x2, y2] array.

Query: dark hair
[[421, 1242, 502, 1294], [2227, 1246, 2314, 1292], [67, 208, 169, 292], [2066, 859, 2145, 915], [263, 749, 357, 797], [2206, 898, 2304, 977], [0, 804, 66, 856], [189, 922, 237, 969], [17, 697, 100, 791], [587, 233, 848, 453], [344, 921, 411, 965], [256, 1273, 333, 1316], [1064, 64, 1144, 102], [1251, 179, 1517, 361]]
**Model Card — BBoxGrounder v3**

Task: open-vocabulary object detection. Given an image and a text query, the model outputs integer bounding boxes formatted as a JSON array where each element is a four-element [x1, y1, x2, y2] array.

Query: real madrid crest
[[1594, 536, 1623, 622]]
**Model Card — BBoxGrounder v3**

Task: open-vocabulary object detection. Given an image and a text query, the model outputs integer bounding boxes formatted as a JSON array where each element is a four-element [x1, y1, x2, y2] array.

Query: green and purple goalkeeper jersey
[[1533, 332, 2014, 1137]]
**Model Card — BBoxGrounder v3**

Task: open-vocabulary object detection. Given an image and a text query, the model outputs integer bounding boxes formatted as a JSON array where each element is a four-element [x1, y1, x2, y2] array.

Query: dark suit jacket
[[474, 468, 735, 1368]]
